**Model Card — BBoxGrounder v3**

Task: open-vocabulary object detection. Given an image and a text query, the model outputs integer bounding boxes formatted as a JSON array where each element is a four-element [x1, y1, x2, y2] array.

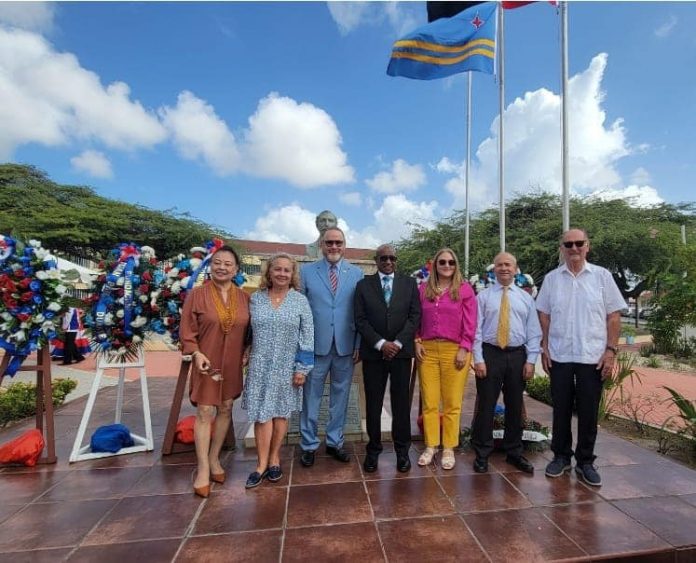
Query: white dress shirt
[[536, 262, 625, 364], [473, 282, 542, 364]]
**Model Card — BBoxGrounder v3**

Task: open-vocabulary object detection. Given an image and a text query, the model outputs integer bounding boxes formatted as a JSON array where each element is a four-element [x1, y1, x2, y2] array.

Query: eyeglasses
[[212, 260, 236, 268], [562, 240, 586, 249], [324, 240, 344, 247], [378, 255, 398, 263], [437, 259, 456, 266]]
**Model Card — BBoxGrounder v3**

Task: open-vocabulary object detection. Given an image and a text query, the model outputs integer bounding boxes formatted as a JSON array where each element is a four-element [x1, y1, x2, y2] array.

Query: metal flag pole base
[[69, 348, 153, 463]]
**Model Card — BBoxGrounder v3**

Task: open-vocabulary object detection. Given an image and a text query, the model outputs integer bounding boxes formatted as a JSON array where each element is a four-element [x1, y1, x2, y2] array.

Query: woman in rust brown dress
[[180, 245, 250, 497]]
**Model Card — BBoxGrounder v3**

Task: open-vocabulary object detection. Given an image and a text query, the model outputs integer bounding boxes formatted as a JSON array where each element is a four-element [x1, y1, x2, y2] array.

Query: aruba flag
[[387, 2, 497, 80]]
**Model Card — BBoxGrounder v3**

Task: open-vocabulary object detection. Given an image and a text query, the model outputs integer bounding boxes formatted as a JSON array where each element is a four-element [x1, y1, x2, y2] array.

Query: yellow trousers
[[418, 340, 470, 448]]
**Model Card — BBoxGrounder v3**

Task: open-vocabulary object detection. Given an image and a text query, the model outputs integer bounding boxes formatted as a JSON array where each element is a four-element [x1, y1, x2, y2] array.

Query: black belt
[[483, 342, 525, 353]]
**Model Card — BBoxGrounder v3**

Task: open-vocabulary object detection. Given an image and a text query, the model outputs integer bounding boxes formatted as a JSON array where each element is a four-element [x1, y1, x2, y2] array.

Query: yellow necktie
[[497, 285, 510, 349]]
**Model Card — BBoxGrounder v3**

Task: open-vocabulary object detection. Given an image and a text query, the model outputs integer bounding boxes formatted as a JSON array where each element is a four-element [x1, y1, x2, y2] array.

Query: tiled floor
[[1, 375, 696, 562]]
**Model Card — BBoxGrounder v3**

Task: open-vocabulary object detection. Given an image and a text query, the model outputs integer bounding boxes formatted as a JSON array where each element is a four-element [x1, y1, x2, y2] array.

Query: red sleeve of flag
[[502, 1, 556, 8]]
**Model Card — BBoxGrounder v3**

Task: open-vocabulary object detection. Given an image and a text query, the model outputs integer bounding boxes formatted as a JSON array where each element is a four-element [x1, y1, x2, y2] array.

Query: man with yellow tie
[[471, 252, 542, 474]]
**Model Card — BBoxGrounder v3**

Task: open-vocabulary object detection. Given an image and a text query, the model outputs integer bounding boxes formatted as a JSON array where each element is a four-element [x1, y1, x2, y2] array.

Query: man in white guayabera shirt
[[536, 228, 625, 487]]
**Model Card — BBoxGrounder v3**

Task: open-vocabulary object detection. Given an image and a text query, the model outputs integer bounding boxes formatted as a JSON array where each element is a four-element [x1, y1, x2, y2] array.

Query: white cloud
[[327, 1, 419, 37], [0, 27, 166, 159], [245, 205, 324, 243], [439, 53, 640, 211], [434, 157, 459, 175], [327, 2, 370, 35], [159, 91, 240, 176], [349, 194, 439, 248], [242, 92, 354, 188], [630, 167, 652, 185], [70, 150, 113, 179], [0, 2, 54, 32], [339, 191, 363, 206], [654, 15, 677, 38], [0, 26, 354, 187], [244, 195, 438, 249], [366, 159, 426, 194], [589, 185, 663, 208]]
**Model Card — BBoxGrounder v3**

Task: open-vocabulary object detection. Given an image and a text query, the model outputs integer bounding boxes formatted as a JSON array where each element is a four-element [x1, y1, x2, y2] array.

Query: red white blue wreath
[[0, 237, 68, 376], [84, 244, 160, 360]]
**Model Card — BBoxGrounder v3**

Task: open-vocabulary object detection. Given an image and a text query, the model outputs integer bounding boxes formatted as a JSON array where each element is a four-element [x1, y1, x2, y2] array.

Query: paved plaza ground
[[1, 350, 696, 562]]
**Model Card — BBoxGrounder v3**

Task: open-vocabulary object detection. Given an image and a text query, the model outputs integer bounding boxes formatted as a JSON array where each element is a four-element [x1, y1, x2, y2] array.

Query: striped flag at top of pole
[[387, 2, 497, 81]]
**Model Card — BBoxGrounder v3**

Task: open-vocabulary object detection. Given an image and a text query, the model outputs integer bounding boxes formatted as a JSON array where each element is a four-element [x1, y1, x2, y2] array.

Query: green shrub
[[639, 344, 655, 358], [648, 307, 680, 354], [599, 352, 640, 420], [662, 386, 696, 447], [674, 336, 696, 359], [621, 325, 637, 337], [645, 356, 662, 368], [0, 378, 77, 427], [526, 376, 552, 406]]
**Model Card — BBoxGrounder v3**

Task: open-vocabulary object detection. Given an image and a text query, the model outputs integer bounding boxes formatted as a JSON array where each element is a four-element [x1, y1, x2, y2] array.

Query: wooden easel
[[69, 348, 153, 462], [0, 347, 56, 464], [161, 355, 235, 455]]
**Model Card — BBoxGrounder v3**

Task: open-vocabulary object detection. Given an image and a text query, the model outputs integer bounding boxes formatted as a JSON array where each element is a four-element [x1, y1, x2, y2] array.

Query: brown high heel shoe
[[211, 471, 226, 484], [192, 469, 211, 498], [194, 483, 210, 498]]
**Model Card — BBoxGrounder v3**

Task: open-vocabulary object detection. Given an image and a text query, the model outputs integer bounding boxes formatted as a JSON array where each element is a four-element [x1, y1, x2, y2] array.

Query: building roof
[[233, 239, 374, 261]]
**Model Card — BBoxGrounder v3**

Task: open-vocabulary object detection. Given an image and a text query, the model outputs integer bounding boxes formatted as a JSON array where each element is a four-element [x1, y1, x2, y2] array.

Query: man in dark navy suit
[[354, 244, 421, 473]]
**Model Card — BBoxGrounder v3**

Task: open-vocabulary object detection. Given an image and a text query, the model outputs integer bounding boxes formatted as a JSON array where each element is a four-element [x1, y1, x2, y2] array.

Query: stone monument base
[[243, 364, 395, 448]]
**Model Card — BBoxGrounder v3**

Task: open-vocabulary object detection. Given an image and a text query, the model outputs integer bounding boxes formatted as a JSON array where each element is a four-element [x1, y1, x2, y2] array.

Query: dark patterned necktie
[[329, 264, 338, 294], [382, 276, 392, 305]]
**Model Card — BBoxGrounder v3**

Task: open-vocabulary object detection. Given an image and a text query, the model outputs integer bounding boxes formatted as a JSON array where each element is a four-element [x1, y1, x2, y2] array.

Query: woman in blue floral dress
[[243, 253, 314, 488]]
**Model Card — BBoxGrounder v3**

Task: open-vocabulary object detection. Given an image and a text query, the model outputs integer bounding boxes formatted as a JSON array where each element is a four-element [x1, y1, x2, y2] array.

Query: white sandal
[[418, 447, 436, 466], [441, 448, 456, 470]]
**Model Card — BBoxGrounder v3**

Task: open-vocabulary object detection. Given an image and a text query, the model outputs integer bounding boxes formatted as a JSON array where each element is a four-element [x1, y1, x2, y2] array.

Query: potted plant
[[622, 324, 637, 345]]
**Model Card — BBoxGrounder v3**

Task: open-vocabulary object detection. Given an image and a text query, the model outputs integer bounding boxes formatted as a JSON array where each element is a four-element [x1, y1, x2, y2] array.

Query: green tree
[[0, 164, 234, 259], [396, 192, 695, 298], [647, 243, 696, 353]]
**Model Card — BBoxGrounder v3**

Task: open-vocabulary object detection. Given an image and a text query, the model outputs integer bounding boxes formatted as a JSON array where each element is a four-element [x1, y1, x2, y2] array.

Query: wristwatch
[[605, 345, 618, 354]]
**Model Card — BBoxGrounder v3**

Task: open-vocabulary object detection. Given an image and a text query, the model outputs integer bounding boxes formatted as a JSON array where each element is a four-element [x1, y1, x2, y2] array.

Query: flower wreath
[[0, 237, 68, 376], [410, 260, 432, 285], [84, 243, 160, 360], [153, 239, 247, 345]]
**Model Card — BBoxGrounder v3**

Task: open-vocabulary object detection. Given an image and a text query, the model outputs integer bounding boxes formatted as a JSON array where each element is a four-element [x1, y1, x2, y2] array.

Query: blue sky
[[1, 1, 694, 249]]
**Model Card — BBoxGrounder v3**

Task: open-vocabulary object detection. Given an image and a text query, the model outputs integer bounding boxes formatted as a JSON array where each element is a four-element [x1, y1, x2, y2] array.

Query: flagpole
[[464, 71, 472, 277], [561, 1, 570, 231], [498, 4, 506, 252]]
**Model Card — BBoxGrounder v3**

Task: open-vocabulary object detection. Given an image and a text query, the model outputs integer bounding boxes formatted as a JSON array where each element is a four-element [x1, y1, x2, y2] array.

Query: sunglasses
[[378, 255, 398, 263], [562, 240, 586, 249], [437, 259, 456, 266], [324, 240, 344, 247]]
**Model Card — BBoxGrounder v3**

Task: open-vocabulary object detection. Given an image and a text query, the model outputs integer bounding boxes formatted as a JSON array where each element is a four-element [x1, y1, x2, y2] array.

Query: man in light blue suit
[[299, 226, 364, 466]]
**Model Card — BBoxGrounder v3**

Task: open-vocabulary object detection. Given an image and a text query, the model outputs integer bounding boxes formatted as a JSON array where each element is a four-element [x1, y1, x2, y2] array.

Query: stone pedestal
[[243, 363, 395, 448]]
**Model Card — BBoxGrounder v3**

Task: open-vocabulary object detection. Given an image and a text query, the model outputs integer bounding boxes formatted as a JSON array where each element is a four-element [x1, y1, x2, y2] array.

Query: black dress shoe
[[506, 455, 534, 474], [300, 450, 315, 467], [326, 445, 351, 463], [473, 457, 488, 473], [363, 455, 378, 473], [245, 470, 268, 489], [396, 455, 411, 473]]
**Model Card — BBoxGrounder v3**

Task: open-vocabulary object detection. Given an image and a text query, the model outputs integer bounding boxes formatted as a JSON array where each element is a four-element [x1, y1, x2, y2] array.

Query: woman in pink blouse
[[415, 248, 477, 469]]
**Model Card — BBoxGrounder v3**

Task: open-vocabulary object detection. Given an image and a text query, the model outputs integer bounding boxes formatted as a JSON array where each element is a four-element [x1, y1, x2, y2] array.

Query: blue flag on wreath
[[387, 1, 497, 80]]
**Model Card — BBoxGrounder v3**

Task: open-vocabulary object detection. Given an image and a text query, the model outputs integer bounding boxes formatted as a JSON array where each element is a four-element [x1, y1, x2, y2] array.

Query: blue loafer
[[245, 470, 268, 489], [267, 465, 283, 482]]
